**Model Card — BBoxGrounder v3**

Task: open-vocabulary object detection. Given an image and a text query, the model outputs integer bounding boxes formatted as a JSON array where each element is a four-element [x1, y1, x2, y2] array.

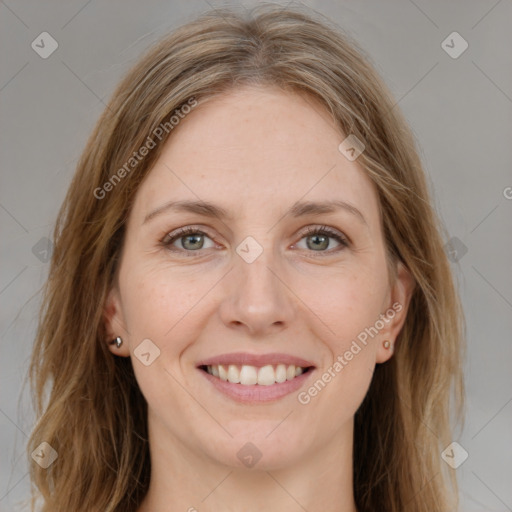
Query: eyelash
[[160, 225, 349, 256]]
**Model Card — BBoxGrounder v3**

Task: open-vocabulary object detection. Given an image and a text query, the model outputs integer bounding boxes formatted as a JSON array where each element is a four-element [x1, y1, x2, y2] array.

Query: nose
[[218, 249, 296, 337]]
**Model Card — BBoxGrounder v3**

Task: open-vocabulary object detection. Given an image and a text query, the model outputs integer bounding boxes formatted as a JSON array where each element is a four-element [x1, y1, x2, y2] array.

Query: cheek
[[119, 265, 211, 408], [121, 255, 213, 333], [301, 264, 387, 351], [315, 268, 386, 411], [296, 272, 381, 429]]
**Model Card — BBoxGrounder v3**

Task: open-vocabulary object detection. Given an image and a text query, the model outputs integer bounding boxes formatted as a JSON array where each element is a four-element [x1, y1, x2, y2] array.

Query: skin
[[104, 85, 415, 512]]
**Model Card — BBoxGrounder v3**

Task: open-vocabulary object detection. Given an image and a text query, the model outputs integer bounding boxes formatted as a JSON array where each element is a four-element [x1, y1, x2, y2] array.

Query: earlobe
[[103, 287, 130, 356], [376, 338, 395, 364], [376, 260, 415, 364]]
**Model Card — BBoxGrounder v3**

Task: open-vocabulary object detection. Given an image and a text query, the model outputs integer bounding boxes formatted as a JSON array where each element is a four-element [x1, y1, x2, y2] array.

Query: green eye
[[161, 225, 349, 256], [162, 227, 215, 252], [296, 226, 349, 252]]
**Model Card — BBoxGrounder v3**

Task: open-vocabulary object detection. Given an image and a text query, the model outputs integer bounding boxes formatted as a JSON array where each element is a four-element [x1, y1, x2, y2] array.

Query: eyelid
[[160, 225, 219, 247], [298, 225, 349, 245]]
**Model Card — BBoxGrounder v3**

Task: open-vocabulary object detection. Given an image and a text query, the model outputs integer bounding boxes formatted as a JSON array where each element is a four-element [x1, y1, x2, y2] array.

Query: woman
[[27, 4, 465, 511]]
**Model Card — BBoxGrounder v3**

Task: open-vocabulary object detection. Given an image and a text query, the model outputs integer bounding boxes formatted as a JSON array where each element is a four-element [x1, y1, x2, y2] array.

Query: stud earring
[[110, 336, 123, 348], [383, 339, 391, 349]]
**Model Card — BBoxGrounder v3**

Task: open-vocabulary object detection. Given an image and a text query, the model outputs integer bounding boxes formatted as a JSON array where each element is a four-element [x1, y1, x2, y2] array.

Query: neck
[[137, 409, 358, 512]]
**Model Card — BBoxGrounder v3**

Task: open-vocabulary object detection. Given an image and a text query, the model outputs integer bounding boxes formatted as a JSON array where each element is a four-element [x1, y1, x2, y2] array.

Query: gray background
[[1, 1, 511, 510]]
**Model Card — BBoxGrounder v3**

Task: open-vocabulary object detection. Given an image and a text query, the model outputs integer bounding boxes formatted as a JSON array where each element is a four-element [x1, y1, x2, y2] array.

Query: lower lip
[[199, 368, 315, 403]]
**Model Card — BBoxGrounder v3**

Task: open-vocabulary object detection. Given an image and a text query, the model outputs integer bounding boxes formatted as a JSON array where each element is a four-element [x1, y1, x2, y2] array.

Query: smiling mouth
[[199, 364, 314, 386]]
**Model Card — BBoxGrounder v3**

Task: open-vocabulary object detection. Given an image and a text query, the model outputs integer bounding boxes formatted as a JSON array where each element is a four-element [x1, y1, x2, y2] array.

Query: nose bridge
[[219, 234, 296, 334]]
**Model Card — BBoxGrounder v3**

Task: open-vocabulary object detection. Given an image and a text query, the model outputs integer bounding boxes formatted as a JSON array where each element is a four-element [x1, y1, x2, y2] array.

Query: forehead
[[131, 86, 380, 229]]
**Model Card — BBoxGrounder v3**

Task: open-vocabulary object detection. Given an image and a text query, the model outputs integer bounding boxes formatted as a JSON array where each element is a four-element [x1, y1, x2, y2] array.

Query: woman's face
[[105, 85, 414, 471]]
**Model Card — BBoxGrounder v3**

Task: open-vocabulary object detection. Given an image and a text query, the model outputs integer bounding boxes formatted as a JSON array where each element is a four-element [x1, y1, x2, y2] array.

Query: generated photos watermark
[[93, 96, 198, 200], [297, 301, 403, 405]]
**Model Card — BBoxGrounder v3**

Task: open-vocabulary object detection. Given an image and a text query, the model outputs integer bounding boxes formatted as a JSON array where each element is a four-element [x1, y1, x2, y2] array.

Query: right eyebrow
[[143, 200, 233, 224]]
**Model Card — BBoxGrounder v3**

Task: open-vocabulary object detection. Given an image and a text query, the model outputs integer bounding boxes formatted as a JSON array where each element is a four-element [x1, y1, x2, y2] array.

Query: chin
[[198, 426, 310, 471]]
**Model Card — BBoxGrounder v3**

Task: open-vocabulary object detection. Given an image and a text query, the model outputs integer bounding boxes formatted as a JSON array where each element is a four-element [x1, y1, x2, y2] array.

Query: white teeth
[[218, 364, 228, 381], [275, 364, 287, 383], [257, 365, 276, 386], [227, 364, 240, 383], [205, 363, 309, 385], [240, 365, 258, 385]]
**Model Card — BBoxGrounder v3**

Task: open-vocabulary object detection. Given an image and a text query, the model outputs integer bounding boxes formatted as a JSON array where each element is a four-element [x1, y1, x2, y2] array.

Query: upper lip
[[196, 352, 315, 368]]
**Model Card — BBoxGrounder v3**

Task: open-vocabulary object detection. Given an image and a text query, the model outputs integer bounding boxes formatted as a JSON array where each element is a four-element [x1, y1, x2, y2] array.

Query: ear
[[375, 259, 416, 364], [104, 286, 130, 357]]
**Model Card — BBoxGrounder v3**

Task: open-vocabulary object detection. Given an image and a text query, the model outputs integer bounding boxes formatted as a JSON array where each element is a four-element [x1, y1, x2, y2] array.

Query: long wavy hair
[[24, 4, 465, 511]]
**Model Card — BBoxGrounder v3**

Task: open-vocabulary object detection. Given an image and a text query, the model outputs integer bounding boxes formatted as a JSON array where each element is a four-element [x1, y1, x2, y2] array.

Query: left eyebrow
[[143, 199, 368, 227], [287, 200, 368, 227]]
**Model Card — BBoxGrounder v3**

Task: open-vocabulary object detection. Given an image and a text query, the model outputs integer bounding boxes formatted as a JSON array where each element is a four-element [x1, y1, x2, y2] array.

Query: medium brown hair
[[25, 4, 465, 511]]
